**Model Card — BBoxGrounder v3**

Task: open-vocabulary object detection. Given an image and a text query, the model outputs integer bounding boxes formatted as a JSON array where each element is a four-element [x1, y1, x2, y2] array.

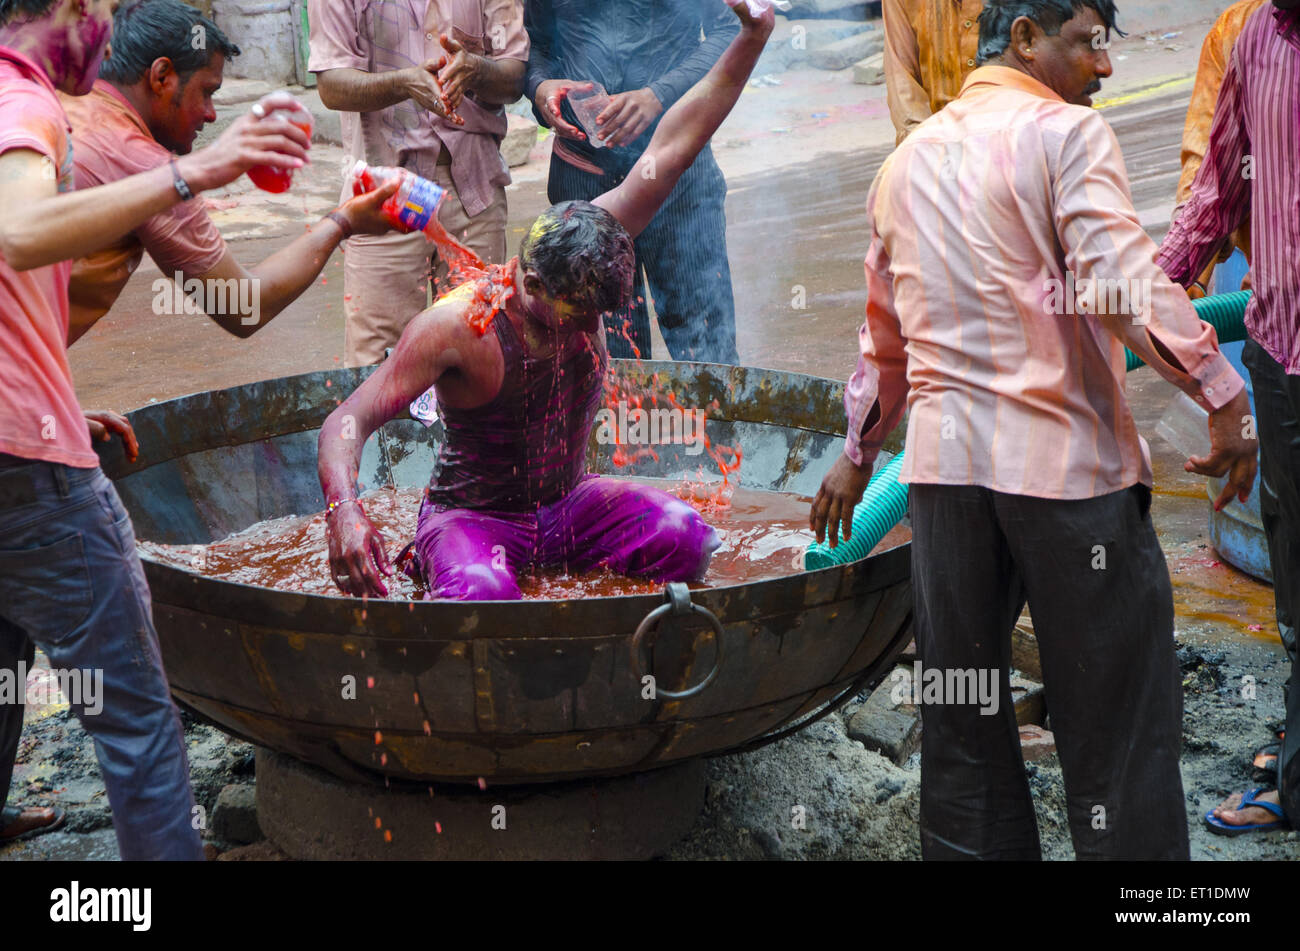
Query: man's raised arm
[[592, 1, 774, 239]]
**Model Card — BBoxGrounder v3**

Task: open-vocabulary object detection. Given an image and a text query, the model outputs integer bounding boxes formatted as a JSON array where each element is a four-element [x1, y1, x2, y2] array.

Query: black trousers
[[909, 483, 1189, 860], [1242, 339, 1300, 821], [546, 144, 739, 364]]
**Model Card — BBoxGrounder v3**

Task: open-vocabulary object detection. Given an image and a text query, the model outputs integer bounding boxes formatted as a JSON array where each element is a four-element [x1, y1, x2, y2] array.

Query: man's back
[[863, 66, 1238, 499]]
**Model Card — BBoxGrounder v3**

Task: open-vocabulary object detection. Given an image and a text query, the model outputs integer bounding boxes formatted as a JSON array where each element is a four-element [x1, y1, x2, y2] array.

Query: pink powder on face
[[72, 13, 112, 94]]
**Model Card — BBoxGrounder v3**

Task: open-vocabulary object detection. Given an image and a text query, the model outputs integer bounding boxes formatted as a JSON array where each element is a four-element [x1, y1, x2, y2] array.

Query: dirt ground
[[4, 10, 1297, 861]]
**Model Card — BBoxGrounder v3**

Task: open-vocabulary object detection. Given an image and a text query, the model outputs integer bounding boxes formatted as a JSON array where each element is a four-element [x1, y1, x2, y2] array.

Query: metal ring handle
[[630, 582, 726, 700]]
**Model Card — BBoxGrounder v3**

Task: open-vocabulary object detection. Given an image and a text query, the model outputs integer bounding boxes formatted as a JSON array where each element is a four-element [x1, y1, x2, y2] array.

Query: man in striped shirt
[[1158, 0, 1300, 836], [811, 0, 1257, 859], [1173, 0, 1264, 298]]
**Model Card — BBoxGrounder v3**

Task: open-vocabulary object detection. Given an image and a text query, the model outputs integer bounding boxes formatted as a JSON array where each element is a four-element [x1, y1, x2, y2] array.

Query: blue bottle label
[[395, 176, 446, 232]]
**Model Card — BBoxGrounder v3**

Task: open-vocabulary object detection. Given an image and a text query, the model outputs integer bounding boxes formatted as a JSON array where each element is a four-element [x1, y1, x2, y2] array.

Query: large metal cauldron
[[96, 361, 913, 786]]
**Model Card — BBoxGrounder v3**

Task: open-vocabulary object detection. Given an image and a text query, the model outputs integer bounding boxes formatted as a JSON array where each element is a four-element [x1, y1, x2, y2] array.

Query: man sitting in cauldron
[[317, 0, 774, 600]]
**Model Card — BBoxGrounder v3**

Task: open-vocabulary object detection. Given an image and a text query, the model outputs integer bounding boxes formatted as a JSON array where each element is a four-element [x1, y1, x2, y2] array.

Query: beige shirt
[[307, 0, 529, 216]]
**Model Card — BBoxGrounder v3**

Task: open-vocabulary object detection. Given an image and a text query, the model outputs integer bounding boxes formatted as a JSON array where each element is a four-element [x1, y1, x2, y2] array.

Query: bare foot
[[1212, 788, 1285, 828]]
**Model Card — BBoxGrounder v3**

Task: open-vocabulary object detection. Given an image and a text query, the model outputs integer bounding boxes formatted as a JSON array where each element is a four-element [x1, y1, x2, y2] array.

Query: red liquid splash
[[353, 164, 516, 337], [600, 318, 744, 509]]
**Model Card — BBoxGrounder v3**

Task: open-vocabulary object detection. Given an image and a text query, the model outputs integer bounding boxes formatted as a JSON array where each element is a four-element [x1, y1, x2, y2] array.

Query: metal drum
[[96, 361, 913, 786]]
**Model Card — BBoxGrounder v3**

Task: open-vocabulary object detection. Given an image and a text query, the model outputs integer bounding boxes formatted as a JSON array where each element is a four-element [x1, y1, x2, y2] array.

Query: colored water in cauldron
[[140, 479, 911, 599]]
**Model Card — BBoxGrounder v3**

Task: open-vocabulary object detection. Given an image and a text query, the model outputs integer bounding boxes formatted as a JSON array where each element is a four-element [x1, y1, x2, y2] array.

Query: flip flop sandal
[[0, 805, 66, 844], [1204, 787, 1290, 837]]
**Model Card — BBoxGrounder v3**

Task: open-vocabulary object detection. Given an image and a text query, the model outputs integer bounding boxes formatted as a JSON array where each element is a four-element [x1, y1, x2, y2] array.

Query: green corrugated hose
[[805, 290, 1254, 568], [1125, 290, 1253, 371]]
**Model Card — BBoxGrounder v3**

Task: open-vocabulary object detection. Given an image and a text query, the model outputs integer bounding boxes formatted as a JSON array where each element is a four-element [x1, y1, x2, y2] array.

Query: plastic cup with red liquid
[[247, 108, 314, 193]]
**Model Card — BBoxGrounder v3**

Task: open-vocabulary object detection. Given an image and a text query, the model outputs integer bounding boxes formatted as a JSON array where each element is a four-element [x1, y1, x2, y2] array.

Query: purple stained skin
[[426, 292, 606, 512], [74, 15, 112, 93], [407, 476, 720, 600]]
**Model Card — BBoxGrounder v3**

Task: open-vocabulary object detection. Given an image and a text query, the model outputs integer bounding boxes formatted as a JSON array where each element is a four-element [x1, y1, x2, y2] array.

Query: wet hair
[[0, 0, 58, 24], [99, 0, 240, 86], [519, 201, 635, 315], [977, 0, 1124, 64]]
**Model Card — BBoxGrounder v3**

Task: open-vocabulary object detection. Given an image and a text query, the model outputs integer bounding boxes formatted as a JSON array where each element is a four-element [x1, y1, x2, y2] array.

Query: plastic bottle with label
[[348, 160, 447, 237]]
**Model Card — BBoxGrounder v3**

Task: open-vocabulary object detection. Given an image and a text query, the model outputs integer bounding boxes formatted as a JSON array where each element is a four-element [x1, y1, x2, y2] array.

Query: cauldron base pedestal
[[255, 748, 706, 860]]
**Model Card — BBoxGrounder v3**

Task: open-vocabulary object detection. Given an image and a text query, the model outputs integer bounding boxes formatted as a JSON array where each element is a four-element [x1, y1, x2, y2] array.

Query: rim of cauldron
[[137, 540, 912, 637]]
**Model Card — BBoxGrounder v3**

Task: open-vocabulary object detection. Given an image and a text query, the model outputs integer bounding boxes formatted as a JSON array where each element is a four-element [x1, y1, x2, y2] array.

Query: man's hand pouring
[[1187, 388, 1258, 511], [810, 454, 873, 549], [326, 500, 393, 597]]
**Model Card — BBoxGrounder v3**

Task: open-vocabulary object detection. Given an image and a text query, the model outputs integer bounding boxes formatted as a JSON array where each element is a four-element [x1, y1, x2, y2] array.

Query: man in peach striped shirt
[[811, 0, 1257, 859]]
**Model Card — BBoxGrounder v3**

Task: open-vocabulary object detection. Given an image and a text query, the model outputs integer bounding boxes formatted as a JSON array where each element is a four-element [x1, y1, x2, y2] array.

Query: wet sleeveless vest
[[426, 312, 607, 511]]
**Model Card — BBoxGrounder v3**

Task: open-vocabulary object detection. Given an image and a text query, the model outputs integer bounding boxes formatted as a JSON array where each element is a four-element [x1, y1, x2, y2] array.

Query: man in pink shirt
[[811, 0, 1257, 859], [64, 0, 401, 345], [0, 0, 313, 858], [308, 0, 529, 366]]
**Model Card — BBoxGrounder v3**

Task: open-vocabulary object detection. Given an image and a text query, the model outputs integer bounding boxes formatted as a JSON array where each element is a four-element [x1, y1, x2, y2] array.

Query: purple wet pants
[[409, 476, 720, 600]]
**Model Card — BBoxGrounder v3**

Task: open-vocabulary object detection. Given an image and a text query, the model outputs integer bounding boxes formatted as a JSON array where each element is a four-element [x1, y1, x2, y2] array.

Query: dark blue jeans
[[546, 143, 739, 364], [0, 461, 202, 860]]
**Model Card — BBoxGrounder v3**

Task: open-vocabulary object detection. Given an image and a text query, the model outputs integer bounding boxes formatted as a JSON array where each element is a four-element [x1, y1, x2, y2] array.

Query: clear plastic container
[[567, 82, 611, 148], [1156, 391, 1211, 460]]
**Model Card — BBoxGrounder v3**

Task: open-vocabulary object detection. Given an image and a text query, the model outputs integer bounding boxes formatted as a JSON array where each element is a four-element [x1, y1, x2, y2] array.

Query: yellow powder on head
[[526, 215, 557, 245], [435, 283, 475, 306]]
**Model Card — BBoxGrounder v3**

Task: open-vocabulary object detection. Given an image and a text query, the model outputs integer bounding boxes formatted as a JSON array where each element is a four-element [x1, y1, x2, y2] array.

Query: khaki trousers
[[343, 164, 507, 367]]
